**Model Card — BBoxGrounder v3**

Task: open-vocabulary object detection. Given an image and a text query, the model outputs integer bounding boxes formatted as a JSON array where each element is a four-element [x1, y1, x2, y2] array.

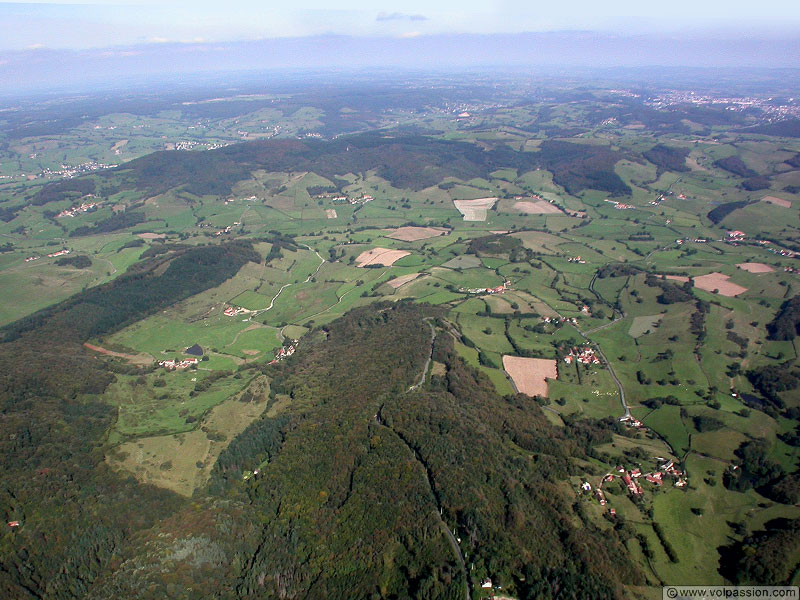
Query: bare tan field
[[737, 262, 775, 273], [388, 272, 422, 288], [325, 208, 337, 219], [513, 200, 563, 214], [83, 342, 153, 365], [693, 272, 748, 296], [665, 275, 690, 283], [137, 232, 166, 240], [762, 196, 792, 208], [384, 226, 449, 241], [503, 356, 558, 398], [453, 197, 498, 221], [355, 247, 411, 267]]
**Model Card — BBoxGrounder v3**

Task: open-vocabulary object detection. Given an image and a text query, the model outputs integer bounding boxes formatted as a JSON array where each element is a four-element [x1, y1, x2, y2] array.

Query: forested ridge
[[94, 303, 639, 599], [32, 132, 634, 202], [0, 241, 260, 599]]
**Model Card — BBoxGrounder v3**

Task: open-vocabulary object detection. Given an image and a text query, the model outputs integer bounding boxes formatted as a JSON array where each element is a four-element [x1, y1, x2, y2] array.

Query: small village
[[604, 199, 633, 210], [37, 161, 116, 180], [158, 357, 199, 370], [459, 280, 512, 295], [542, 315, 579, 326], [581, 458, 688, 514], [55, 200, 101, 218], [562, 345, 602, 366], [328, 193, 375, 205]]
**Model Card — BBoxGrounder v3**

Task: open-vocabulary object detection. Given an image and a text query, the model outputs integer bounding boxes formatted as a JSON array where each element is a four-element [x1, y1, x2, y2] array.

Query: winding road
[[249, 244, 325, 319]]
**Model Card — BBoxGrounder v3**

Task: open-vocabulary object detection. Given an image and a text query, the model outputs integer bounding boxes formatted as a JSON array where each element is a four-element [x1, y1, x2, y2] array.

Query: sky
[[1, 0, 798, 92], [1, 0, 799, 50]]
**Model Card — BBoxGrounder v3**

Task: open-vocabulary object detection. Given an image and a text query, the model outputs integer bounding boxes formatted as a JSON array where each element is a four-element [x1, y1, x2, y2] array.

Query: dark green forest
[[32, 133, 636, 202]]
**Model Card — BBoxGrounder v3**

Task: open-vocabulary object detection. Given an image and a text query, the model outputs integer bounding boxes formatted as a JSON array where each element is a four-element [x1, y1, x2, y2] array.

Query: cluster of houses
[[37, 161, 115, 180], [542, 315, 579, 326], [648, 192, 687, 207], [7, 521, 20, 528], [223, 305, 249, 317], [158, 357, 199, 370], [581, 459, 688, 510], [268, 341, 298, 364], [24, 255, 39, 262], [771, 247, 798, 259], [459, 280, 511, 295], [618, 415, 644, 428], [567, 256, 586, 264], [56, 200, 100, 218], [224, 195, 258, 205], [47, 249, 71, 258], [214, 223, 240, 236], [604, 199, 633, 210], [331, 194, 374, 205], [563, 346, 602, 366]]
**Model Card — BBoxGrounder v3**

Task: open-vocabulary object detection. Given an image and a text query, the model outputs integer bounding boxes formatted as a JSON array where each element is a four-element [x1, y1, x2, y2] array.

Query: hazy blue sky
[[2, 0, 799, 49]]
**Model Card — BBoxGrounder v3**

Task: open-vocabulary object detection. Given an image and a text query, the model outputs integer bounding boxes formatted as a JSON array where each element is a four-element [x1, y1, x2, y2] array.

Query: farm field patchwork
[[2, 75, 800, 599]]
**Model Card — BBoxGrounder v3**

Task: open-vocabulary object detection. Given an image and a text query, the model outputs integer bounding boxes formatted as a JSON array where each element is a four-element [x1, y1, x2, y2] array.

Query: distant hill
[[91, 132, 632, 198], [742, 119, 800, 138]]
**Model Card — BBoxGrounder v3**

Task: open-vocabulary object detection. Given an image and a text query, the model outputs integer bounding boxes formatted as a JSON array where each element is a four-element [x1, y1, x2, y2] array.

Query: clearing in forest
[[502, 355, 558, 398], [107, 378, 270, 496]]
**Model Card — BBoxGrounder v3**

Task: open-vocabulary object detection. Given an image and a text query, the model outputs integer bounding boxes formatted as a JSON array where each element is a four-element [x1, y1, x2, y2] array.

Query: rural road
[[408, 318, 436, 392], [576, 326, 630, 419], [299, 268, 389, 325], [579, 273, 630, 417]]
